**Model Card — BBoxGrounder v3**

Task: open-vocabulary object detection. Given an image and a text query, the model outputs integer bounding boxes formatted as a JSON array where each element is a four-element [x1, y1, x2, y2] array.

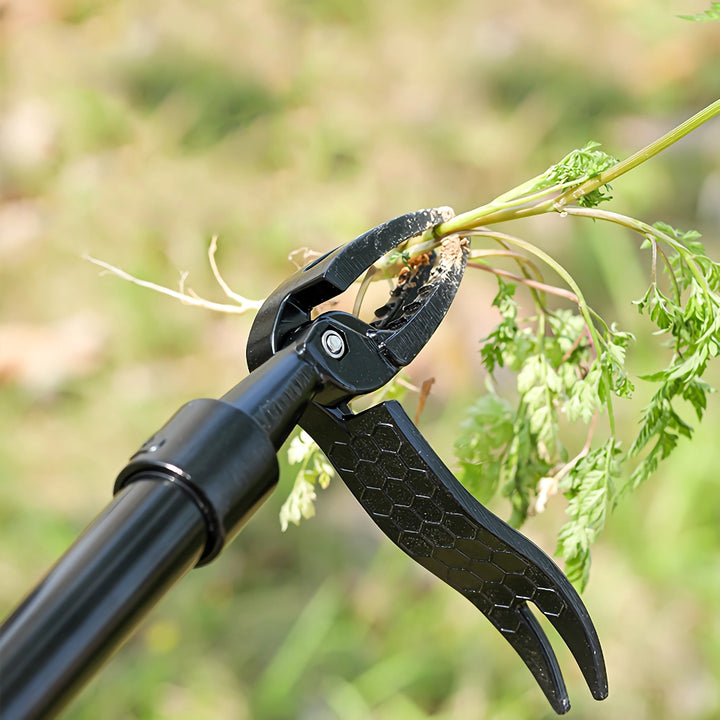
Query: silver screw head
[[321, 329, 346, 358]]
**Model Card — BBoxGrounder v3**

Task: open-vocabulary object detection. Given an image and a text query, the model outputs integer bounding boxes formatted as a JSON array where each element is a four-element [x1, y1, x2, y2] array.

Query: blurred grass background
[[1, 1, 719, 718]]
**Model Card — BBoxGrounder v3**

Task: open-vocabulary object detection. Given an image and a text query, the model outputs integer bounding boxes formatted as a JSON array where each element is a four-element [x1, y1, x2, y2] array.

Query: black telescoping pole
[[0, 478, 206, 720], [0, 343, 320, 720]]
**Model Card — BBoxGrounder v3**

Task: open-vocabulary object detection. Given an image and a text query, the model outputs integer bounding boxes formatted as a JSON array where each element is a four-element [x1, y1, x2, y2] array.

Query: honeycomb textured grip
[[301, 400, 607, 714]]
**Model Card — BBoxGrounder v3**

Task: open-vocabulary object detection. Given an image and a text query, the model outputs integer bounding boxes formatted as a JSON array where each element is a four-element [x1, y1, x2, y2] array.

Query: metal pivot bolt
[[321, 330, 346, 359]]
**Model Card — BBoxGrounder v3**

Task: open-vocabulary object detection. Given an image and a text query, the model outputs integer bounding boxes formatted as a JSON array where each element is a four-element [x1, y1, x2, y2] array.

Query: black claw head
[[246, 207, 456, 373]]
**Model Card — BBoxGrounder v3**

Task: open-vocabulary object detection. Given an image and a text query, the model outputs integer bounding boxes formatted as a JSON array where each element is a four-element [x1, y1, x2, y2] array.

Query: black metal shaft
[[0, 339, 323, 719], [0, 478, 206, 720]]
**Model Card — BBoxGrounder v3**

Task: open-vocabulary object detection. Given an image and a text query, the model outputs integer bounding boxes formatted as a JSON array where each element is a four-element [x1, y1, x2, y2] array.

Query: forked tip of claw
[[591, 676, 610, 701], [542, 671, 570, 715], [556, 696, 571, 715], [551, 649, 607, 714], [578, 636, 609, 702]]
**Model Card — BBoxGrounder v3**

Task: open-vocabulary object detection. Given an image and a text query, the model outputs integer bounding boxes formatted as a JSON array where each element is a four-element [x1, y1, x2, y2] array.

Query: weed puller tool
[[0, 208, 607, 718]]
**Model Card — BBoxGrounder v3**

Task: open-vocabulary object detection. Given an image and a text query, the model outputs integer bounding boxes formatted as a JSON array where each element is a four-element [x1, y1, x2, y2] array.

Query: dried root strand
[[84, 237, 264, 315]]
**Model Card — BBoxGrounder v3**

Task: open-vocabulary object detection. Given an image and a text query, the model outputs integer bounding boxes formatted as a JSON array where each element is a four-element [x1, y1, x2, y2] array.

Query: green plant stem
[[450, 179, 578, 228], [469, 234, 599, 346], [375, 96, 719, 273], [428, 99, 720, 236], [556, 98, 720, 208], [352, 265, 379, 316], [655, 243, 682, 303], [470, 237, 550, 309], [470, 247, 545, 282], [560, 206, 714, 297], [470, 230, 615, 345], [467, 260, 580, 304]]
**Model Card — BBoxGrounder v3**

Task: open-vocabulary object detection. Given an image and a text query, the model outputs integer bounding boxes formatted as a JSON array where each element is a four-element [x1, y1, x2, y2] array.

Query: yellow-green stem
[[557, 99, 720, 208], [561, 206, 714, 298], [428, 99, 720, 237]]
